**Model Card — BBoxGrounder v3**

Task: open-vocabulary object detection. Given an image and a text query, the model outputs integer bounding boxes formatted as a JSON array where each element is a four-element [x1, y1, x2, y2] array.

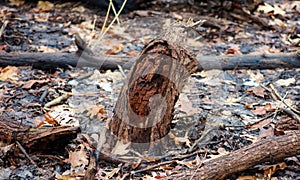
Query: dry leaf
[[259, 126, 274, 138], [105, 44, 124, 55], [22, 79, 49, 89], [37, 1, 54, 11], [281, 1, 300, 13], [98, 82, 112, 92], [175, 94, 199, 114], [217, 147, 228, 155], [251, 106, 267, 116], [225, 46, 242, 55], [68, 144, 89, 167], [134, 10, 150, 17], [111, 140, 130, 155], [224, 97, 242, 105], [105, 168, 120, 179], [176, 155, 201, 169], [174, 136, 191, 148], [176, 160, 195, 168], [131, 159, 141, 169], [259, 162, 287, 177], [263, 102, 276, 112], [275, 78, 296, 86], [41, 112, 59, 126], [257, 3, 286, 15], [236, 175, 258, 180], [86, 105, 106, 119], [247, 118, 271, 130], [42, 106, 79, 127], [0, 44, 7, 52], [36, 45, 56, 52], [246, 86, 266, 98], [0, 66, 19, 82], [8, 0, 25, 6], [71, 6, 85, 13], [249, 70, 264, 82]]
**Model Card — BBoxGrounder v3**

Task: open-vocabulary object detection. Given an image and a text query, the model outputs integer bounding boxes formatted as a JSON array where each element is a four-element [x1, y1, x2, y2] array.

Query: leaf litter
[[0, 0, 299, 179]]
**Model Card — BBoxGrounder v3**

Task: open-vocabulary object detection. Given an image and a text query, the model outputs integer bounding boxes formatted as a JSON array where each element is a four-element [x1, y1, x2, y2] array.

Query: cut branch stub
[[109, 38, 198, 143]]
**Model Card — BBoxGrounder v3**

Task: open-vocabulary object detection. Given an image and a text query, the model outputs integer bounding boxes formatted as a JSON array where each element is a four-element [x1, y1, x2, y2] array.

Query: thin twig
[[131, 160, 177, 174], [44, 93, 71, 108], [117, 64, 126, 79], [131, 148, 209, 175], [0, 20, 8, 38], [270, 84, 300, 114], [16, 141, 37, 166], [189, 151, 207, 180]]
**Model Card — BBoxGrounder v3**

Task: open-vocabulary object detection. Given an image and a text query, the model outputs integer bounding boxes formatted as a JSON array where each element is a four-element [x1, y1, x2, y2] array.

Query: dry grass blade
[[100, 0, 127, 41]]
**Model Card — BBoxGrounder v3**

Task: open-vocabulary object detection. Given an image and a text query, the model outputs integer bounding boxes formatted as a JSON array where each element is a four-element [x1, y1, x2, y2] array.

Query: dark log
[[173, 130, 300, 180], [0, 51, 299, 70], [108, 38, 198, 143], [0, 117, 80, 152]]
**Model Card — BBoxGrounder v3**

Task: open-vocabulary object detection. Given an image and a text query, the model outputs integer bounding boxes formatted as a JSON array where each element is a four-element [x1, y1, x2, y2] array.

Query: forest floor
[[0, 0, 299, 179]]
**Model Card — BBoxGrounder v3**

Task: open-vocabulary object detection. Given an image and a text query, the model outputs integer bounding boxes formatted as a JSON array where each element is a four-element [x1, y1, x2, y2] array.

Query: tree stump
[[108, 38, 198, 143]]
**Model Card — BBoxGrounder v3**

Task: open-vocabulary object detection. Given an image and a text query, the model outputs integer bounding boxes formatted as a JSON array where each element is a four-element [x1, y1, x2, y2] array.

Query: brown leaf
[[246, 86, 266, 98], [0, 45, 7, 52], [175, 94, 199, 115], [0, 66, 19, 82], [263, 103, 276, 112], [105, 44, 124, 55], [236, 175, 259, 180], [176, 155, 201, 169], [111, 141, 130, 155], [247, 118, 271, 130], [68, 144, 89, 167], [257, 3, 286, 15], [22, 79, 49, 89], [41, 112, 59, 127], [260, 162, 287, 177], [86, 105, 106, 119], [8, 0, 25, 6], [134, 10, 150, 17], [131, 159, 141, 169], [37, 1, 54, 11], [251, 106, 267, 116], [259, 126, 274, 138]]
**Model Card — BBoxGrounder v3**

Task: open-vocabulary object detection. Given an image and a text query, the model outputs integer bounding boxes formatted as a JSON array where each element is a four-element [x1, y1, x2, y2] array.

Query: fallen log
[[172, 130, 300, 180], [0, 51, 299, 70], [0, 116, 80, 153]]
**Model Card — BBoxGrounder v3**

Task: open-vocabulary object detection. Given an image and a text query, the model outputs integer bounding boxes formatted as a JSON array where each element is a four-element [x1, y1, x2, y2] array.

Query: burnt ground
[[0, 0, 300, 179]]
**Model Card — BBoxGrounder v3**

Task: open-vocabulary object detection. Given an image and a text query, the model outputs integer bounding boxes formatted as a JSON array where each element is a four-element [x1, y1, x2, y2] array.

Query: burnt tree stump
[[108, 38, 198, 143]]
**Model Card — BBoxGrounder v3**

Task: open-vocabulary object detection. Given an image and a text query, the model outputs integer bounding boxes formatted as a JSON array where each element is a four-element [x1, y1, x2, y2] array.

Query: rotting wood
[[0, 117, 80, 152], [170, 130, 300, 180], [0, 51, 299, 70], [108, 38, 198, 143]]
